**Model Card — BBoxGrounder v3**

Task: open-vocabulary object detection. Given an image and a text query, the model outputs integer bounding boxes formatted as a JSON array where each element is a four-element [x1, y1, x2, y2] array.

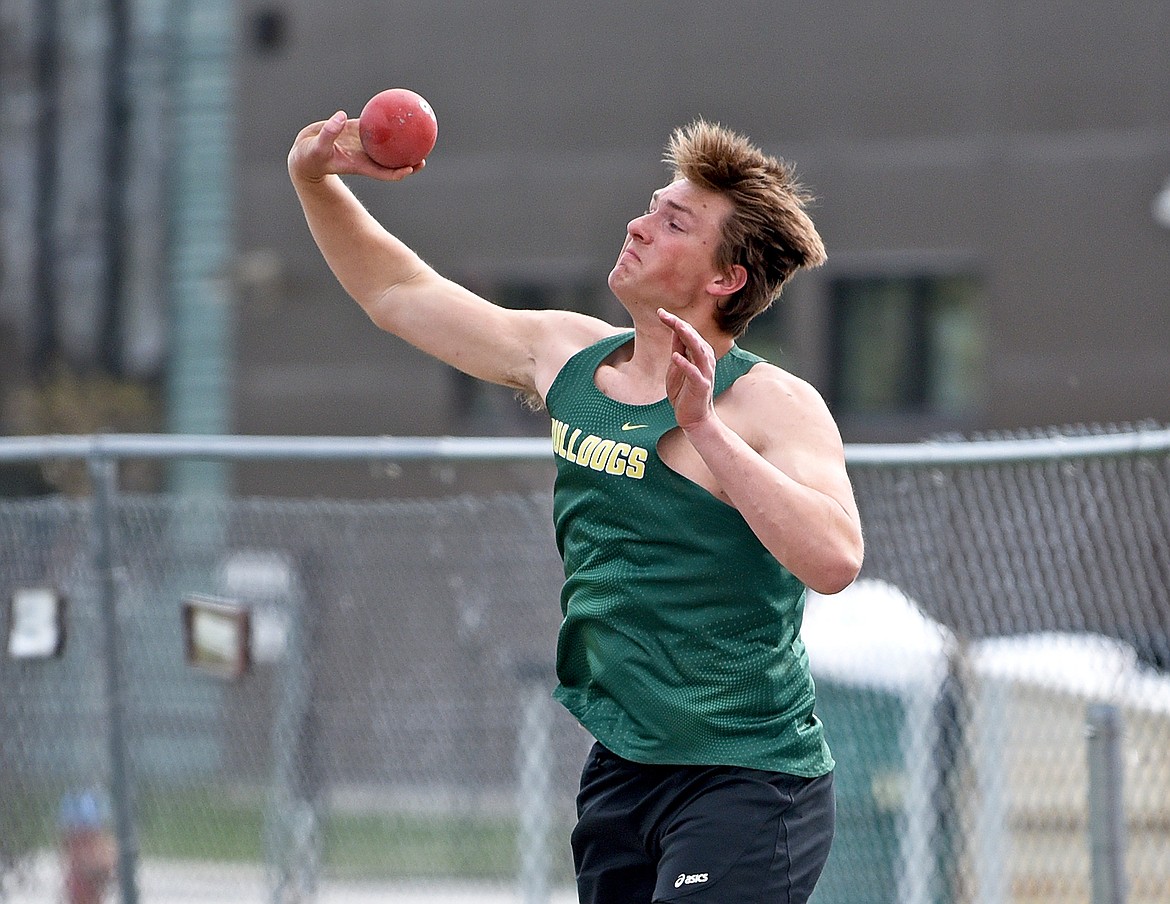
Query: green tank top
[[546, 331, 833, 775]]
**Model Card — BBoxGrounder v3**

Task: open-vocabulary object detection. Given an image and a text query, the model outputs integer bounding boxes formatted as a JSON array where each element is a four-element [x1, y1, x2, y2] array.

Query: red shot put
[[358, 88, 438, 169]]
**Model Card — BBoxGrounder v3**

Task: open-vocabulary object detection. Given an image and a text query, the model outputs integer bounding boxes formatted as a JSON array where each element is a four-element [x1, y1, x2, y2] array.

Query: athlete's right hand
[[287, 111, 423, 184]]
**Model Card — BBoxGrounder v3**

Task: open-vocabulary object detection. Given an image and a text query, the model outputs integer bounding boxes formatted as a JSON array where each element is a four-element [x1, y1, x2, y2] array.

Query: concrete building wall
[[3, 2, 1169, 496], [231, 1, 1170, 478]]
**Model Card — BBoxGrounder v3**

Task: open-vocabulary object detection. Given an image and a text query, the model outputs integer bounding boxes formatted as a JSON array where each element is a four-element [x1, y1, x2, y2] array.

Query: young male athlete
[[289, 111, 864, 903]]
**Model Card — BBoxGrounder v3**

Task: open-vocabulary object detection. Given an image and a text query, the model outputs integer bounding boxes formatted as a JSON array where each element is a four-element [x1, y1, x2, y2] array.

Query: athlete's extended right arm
[[288, 112, 549, 393]]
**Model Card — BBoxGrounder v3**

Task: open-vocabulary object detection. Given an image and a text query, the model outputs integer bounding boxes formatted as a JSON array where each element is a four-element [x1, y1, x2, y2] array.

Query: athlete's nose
[[627, 212, 651, 242]]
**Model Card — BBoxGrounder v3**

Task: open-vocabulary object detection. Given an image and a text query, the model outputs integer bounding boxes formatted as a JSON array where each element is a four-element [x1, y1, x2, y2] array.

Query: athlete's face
[[608, 179, 734, 312]]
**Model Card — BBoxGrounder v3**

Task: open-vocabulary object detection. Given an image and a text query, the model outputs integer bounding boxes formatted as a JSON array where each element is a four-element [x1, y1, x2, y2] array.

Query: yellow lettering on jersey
[[605, 442, 631, 475], [576, 434, 600, 465], [550, 418, 647, 479], [565, 427, 583, 463], [588, 439, 615, 471], [625, 447, 647, 479]]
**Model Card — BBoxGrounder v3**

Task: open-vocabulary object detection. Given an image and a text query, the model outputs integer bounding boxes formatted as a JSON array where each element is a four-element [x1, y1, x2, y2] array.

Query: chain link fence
[[1, 429, 1169, 904]]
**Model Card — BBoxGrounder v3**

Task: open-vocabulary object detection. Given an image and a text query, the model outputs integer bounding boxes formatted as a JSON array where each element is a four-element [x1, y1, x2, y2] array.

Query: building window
[[828, 272, 986, 419]]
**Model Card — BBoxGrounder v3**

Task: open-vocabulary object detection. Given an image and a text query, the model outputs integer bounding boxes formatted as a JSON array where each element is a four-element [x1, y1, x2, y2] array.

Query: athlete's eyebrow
[[662, 198, 695, 220], [648, 190, 695, 221]]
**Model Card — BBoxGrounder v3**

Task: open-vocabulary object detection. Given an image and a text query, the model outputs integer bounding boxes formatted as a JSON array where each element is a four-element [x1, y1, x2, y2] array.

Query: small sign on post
[[181, 595, 251, 679]]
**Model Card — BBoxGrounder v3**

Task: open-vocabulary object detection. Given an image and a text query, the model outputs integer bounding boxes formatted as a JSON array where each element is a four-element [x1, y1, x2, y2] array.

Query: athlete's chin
[[607, 278, 638, 308]]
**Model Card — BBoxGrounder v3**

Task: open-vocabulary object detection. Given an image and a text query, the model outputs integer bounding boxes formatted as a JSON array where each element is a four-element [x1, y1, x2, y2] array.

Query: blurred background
[[2, 0, 1168, 499], [3, 5, 1170, 903]]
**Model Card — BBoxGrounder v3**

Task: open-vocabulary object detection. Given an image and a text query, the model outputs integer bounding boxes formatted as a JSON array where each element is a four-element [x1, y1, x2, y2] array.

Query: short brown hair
[[666, 120, 827, 338]]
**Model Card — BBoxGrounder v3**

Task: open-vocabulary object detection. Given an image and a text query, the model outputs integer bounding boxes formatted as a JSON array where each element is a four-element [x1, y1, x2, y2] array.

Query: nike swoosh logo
[[621, 422, 649, 431]]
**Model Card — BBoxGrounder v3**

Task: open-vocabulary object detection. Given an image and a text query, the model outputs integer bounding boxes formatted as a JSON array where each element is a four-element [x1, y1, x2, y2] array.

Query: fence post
[[88, 456, 139, 904], [516, 664, 553, 904], [974, 674, 1008, 904], [1087, 703, 1127, 904], [262, 552, 319, 904]]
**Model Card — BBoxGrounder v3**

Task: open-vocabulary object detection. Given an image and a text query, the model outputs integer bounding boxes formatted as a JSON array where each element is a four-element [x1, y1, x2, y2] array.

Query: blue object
[[58, 789, 111, 831]]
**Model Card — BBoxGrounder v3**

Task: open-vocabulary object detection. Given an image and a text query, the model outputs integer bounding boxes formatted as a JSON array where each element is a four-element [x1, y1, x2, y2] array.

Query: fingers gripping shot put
[[358, 88, 438, 169], [289, 103, 864, 903]]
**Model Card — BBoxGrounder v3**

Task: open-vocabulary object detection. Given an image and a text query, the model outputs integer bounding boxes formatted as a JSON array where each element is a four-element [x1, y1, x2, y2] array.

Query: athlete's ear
[[710, 264, 748, 297]]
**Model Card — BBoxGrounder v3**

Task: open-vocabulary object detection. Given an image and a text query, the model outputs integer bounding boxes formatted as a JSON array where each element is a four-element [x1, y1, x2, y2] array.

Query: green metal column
[[165, 0, 236, 495]]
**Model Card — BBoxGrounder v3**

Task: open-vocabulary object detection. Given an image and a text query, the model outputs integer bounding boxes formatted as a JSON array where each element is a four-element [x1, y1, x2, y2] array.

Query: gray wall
[[5, 2, 1168, 496], [233, 1, 1170, 474]]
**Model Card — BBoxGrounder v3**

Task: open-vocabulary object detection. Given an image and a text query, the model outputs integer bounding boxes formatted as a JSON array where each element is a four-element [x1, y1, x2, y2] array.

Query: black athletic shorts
[[571, 742, 835, 904]]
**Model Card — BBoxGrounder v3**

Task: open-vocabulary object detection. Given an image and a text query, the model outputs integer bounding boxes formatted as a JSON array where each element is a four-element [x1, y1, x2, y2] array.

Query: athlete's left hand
[[659, 308, 716, 431]]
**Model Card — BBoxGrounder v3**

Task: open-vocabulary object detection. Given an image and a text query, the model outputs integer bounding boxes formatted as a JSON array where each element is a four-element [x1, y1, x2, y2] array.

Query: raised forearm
[[683, 415, 863, 595], [291, 172, 427, 312]]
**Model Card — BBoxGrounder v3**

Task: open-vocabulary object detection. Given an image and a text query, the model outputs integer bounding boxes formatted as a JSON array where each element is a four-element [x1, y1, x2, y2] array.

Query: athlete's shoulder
[[728, 359, 828, 412], [721, 360, 841, 455]]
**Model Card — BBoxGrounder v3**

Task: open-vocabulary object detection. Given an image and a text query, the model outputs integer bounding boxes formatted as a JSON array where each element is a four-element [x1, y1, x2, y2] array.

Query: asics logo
[[675, 872, 709, 888]]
